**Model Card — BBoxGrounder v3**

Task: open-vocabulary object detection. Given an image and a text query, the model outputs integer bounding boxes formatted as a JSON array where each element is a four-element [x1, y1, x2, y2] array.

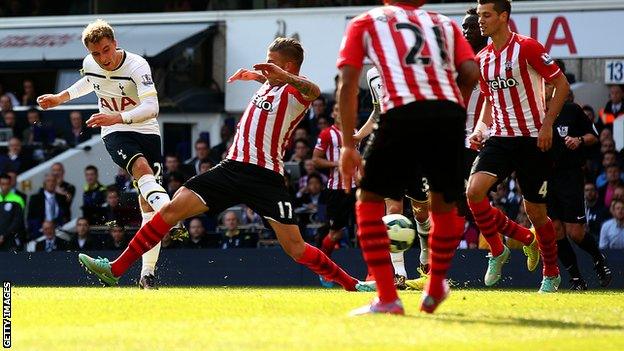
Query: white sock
[[140, 211, 160, 277], [390, 251, 408, 278], [416, 217, 430, 266], [137, 174, 170, 212]]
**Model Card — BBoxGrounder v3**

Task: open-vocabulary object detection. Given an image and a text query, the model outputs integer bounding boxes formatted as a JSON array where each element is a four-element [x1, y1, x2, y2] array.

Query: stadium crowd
[[1, 69, 624, 255]]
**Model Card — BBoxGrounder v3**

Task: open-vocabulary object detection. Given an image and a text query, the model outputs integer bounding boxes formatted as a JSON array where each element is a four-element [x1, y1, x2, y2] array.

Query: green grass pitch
[[12, 287, 624, 351]]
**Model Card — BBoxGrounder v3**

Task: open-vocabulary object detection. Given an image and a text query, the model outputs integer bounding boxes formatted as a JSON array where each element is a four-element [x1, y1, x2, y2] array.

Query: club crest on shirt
[[141, 74, 154, 86], [541, 53, 555, 65], [557, 126, 569, 137], [118, 83, 126, 96], [504, 60, 514, 71], [375, 15, 388, 22]]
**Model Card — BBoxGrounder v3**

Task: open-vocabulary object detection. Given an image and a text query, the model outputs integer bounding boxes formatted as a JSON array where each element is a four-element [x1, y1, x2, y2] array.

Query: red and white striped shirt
[[465, 84, 486, 147], [337, 4, 475, 113], [478, 33, 561, 138], [226, 82, 311, 174], [314, 125, 356, 190]]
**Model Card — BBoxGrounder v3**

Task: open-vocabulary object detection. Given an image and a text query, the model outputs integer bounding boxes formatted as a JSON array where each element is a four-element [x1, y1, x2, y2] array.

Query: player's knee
[[284, 240, 306, 260], [132, 158, 153, 178], [158, 202, 180, 225], [525, 205, 547, 227], [465, 183, 484, 203]]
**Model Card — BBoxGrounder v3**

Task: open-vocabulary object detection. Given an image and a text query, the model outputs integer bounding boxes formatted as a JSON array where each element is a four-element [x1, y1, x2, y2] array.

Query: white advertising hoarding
[[225, 9, 624, 111]]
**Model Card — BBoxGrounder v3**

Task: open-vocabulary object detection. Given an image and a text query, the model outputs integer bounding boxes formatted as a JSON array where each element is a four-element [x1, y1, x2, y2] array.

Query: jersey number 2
[[394, 23, 448, 66]]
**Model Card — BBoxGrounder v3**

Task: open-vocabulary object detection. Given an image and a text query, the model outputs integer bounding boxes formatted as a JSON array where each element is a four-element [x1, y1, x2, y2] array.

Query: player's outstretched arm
[[253, 63, 320, 101], [227, 68, 267, 84], [38, 76, 94, 110], [354, 107, 378, 142]]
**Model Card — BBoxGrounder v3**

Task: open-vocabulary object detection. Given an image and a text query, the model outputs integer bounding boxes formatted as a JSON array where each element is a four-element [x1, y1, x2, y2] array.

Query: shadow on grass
[[403, 311, 624, 331]]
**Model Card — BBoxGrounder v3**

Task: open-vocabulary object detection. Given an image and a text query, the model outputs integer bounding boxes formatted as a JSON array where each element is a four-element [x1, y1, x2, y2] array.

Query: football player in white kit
[[37, 19, 184, 289], [354, 66, 430, 290]]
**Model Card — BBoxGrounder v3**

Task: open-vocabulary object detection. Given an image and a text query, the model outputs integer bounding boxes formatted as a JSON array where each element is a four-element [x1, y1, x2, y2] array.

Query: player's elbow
[[554, 74, 570, 96]]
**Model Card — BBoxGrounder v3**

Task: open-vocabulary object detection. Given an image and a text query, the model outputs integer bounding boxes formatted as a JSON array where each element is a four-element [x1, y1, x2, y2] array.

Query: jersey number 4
[[393, 23, 448, 66]]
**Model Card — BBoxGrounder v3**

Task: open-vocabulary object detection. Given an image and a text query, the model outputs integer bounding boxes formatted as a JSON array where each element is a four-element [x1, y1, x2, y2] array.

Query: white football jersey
[[81, 50, 160, 137]]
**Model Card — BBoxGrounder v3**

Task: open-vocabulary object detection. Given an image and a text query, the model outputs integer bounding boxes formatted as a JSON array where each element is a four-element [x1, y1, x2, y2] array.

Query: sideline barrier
[[2, 248, 622, 289]]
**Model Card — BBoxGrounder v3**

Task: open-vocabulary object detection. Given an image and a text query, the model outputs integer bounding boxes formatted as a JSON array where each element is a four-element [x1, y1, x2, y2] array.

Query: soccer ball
[[382, 214, 415, 253]]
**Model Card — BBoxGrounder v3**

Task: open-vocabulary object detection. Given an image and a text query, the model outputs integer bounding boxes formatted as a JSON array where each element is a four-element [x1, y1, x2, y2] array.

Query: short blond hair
[[82, 19, 115, 47]]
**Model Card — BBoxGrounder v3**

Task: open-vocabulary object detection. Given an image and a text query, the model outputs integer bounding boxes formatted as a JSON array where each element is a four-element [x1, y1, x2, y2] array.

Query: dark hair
[[582, 105, 595, 113], [606, 163, 621, 171], [0, 173, 10, 181], [168, 171, 185, 183], [466, 7, 478, 16], [478, 0, 511, 16], [27, 107, 39, 115], [269, 37, 304, 68], [85, 165, 98, 173], [604, 150, 618, 158], [294, 138, 309, 147], [165, 152, 180, 160], [554, 59, 566, 75], [77, 217, 90, 224], [106, 185, 119, 195], [307, 172, 323, 185], [610, 198, 624, 208], [195, 139, 209, 147]]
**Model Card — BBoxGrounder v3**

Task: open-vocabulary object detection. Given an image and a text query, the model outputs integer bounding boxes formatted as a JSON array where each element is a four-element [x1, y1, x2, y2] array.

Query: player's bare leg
[[269, 219, 372, 292], [524, 200, 561, 293], [79, 187, 209, 285], [420, 192, 463, 313]]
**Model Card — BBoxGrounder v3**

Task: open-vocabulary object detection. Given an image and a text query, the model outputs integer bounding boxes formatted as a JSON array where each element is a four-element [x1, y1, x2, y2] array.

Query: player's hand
[[86, 113, 123, 128], [253, 63, 289, 85], [227, 68, 265, 83], [339, 146, 361, 194], [537, 124, 553, 151], [37, 94, 62, 110], [468, 131, 485, 150], [564, 136, 581, 150]]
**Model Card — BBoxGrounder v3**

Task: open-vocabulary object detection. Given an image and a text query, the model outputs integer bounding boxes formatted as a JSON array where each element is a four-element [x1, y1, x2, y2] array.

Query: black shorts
[[404, 177, 429, 203], [184, 160, 297, 225], [471, 137, 553, 204], [547, 167, 585, 223], [326, 189, 356, 230], [103, 131, 163, 180], [361, 100, 466, 203]]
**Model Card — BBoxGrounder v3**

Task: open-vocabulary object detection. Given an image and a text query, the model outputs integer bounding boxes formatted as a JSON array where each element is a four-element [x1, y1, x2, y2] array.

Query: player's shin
[[296, 243, 358, 291], [140, 211, 160, 277], [534, 219, 560, 277], [427, 209, 463, 298], [415, 217, 431, 269], [390, 252, 407, 277], [111, 212, 173, 277], [138, 174, 170, 211], [468, 197, 505, 256]]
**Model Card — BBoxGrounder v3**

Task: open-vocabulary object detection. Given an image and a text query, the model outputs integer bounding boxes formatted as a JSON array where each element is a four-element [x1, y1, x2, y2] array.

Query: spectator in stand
[[288, 138, 311, 176], [0, 137, 33, 174], [114, 167, 135, 193], [0, 173, 25, 251], [0, 95, 13, 113], [51, 162, 76, 208], [295, 172, 326, 212], [63, 111, 92, 147], [27, 174, 70, 239], [6, 170, 26, 204], [596, 151, 620, 188], [68, 217, 100, 251], [103, 224, 128, 250], [297, 159, 327, 198], [285, 127, 310, 160], [22, 108, 49, 144], [0, 110, 22, 139], [184, 139, 211, 176], [300, 96, 328, 139], [0, 173, 24, 209], [242, 206, 263, 226], [0, 83, 19, 107], [210, 124, 234, 162], [599, 198, 624, 249], [101, 186, 139, 226], [21, 79, 37, 106], [35, 220, 67, 252], [585, 182, 609, 242], [181, 217, 216, 248], [598, 85, 624, 129], [598, 164, 624, 208], [317, 116, 331, 132], [166, 171, 185, 198], [82, 165, 107, 225], [199, 159, 214, 174], [220, 211, 257, 249]]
